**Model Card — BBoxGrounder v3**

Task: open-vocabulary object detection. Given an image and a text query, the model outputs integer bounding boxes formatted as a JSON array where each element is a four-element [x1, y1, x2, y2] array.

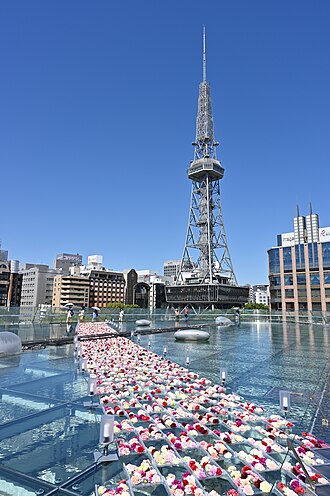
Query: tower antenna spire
[[203, 26, 207, 82]]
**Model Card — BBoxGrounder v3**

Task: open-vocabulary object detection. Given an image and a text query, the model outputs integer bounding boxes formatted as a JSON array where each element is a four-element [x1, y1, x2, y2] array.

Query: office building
[[20, 264, 58, 307], [164, 260, 181, 279], [0, 249, 8, 262], [0, 246, 22, 307], [87, 269, 126, 308], [268, 209, 330, 313], [54, 253, 83, 274], [123, 269, 138, 305]]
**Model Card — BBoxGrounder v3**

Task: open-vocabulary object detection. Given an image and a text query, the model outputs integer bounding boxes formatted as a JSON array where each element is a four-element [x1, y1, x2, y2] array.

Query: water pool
[[0, 319, 329, 495]]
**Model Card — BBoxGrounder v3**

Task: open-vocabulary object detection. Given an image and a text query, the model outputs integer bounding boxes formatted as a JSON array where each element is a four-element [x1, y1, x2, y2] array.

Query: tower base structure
[[165, 282, 249, 309]]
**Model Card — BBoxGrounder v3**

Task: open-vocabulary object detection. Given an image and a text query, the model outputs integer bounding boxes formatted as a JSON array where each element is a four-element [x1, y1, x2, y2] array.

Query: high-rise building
[[52, 273, 90, 308], [87, 269, 126, 308], [268, 207, 330, 313], [0, 245, 22, 307], [163, 260, 181, 279], [0, 250, 8, 262], [123, 269, 138, 305], [20, 264, 58, 307], [165, 29, 249, 309], [54, 253, 83, 273]]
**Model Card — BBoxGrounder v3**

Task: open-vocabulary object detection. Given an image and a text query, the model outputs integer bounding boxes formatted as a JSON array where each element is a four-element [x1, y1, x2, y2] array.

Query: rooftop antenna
[[203, 26, 206, 82]]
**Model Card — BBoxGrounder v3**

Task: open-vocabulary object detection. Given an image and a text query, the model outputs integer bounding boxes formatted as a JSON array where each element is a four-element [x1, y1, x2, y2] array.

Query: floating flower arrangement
[[77, 324, 329, 496]]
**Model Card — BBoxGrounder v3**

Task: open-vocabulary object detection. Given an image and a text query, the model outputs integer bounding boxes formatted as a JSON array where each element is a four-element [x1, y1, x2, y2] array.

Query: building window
[[298, 289, 307, 300], [297, 275, 306, 285], [310, 274, 320, 285], [285, 289, 294, 298], [283, 247, 292, 271], [284, 275, 293, 285], [295, 245, 305, 270], [269, 248, 280, 274], [269, 276, 281, 286], [322, 242, 330, 269], [324, 273, 330, 284], [308, 243, 319, 270]]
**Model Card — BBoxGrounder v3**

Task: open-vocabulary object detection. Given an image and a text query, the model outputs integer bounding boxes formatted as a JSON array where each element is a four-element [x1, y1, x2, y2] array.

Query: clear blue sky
[[1, 0, 330, 284]]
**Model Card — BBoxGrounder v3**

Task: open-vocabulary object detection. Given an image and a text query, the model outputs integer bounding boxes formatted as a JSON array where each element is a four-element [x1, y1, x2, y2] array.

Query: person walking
[[184, 306, 189, 321], [79, 308, 85, 322], [92, 309, 99, 322], [66, 308, 74, 323], [175, 308, 180, 321]]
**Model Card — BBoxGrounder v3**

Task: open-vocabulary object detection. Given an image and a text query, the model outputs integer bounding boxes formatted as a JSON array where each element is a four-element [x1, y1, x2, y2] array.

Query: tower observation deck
[[165, 28, 249, 309]]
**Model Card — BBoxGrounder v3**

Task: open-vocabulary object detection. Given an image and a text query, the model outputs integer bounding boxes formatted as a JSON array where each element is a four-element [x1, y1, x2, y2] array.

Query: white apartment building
[[249, 285, 270, 306]]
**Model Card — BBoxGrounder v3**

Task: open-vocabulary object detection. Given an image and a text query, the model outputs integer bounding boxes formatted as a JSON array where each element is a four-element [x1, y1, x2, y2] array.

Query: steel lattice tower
[[177, 28, 237, 286]]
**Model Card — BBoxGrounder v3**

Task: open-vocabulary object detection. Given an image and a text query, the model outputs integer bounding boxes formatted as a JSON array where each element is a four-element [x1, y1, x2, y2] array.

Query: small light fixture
[[279, 390, 291, 418], [137, 334, 141, 343], [84, 374, 99, 408], [186, 356, 190, 366], [80, 358, 87, 374], [94, 415, 118, 463], [130, 330, 134, 338], [163, 347, 167, 357], [220, 368, 227, 388]]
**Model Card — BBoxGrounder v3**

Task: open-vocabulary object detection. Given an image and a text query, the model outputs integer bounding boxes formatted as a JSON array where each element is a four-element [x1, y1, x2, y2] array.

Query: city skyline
[[1, 1, 330, 284]]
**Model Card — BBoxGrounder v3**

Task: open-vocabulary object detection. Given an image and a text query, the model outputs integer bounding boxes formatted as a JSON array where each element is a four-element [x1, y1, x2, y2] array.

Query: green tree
[[244, 303, 269, 311], [106, 302, 139, 309]]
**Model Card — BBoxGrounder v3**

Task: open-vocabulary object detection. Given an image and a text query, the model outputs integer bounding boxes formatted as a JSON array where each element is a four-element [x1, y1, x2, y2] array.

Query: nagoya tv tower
[[166, 28, 249, 309]]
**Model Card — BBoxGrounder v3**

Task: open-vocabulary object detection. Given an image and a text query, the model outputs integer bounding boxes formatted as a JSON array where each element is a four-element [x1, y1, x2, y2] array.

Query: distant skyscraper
[[54, 253, 83, 273], [0, 243, 22, 307], [163, 260, 181, 278], [166, 29, 248, 309], [20, 264, 58, 307]]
